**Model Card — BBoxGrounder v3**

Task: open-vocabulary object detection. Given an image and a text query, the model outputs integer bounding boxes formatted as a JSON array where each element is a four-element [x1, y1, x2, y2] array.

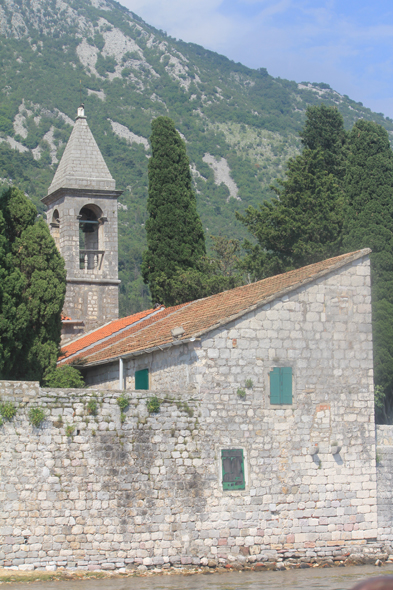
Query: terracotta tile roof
[[59, 307, 162, 362], [60, 249, 370, 367]]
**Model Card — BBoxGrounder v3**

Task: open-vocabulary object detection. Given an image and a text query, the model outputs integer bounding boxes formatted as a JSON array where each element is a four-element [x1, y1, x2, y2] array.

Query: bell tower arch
[[42, 105, 122, 337]]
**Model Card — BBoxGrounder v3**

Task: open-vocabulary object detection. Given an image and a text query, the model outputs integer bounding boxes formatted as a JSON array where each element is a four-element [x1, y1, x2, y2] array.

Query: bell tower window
[[50, 209, 60, 248], [78, 205, 104, 271], [41, 105, 121, 333]]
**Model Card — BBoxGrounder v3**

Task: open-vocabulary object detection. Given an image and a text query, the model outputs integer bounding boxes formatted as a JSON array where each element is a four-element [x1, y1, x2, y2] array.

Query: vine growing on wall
[[28, 407, 46, 428], [0, 400, 17, 421], [147, 396, 160, 413]]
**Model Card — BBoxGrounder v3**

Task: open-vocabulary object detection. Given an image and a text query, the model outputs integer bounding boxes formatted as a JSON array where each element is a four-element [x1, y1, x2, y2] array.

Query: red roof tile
[[59, 307, 162, 361], [61, 314, 72, 321], [59, 249, 370, 367]]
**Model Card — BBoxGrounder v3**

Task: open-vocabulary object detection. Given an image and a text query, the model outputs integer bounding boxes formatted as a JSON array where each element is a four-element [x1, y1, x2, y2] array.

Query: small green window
[[221, 449, 245, 490], [135, 368, 149, 390], [270, 367, 292, 405]]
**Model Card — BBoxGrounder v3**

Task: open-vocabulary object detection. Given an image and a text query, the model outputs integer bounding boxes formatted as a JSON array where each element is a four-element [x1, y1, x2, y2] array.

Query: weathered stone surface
[[1, 255, 392, 569], [42, 109, 121, 334], [376, 425, 393, 544]]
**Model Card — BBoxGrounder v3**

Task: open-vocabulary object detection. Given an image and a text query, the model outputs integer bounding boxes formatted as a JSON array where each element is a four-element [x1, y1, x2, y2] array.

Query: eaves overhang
[[76, 337, 201, 369]]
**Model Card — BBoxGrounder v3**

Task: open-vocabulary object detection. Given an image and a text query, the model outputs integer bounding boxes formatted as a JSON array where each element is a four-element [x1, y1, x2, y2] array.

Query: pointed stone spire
[[47, 104, 115, 195]]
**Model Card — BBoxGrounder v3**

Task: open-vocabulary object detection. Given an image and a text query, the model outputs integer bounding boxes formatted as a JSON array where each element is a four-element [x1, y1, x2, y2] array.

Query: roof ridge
[[187, 248, 371, 341], [61, 319, 114, 349], [60, 308, 161, 363], [60, 249, 371, 367], [60, 301, 192, 364], [183, 249, 368, 305]]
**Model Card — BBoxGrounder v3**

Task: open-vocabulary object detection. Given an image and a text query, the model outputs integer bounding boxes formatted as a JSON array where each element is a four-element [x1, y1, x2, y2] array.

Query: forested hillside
[[0, 0, 392, 315]]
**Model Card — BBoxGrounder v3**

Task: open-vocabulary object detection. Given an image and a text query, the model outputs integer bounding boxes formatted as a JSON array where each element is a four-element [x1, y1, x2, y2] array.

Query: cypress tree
[[0, 187, 66, 381], [300, 104, 347, 178], [142, 117, 206, 304], [343, 120, 393, 417], [237, 105, 346, 280]]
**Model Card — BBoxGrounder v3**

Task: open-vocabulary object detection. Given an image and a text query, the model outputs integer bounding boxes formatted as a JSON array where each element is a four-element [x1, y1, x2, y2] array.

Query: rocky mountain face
[[0, 0, 392, 314]]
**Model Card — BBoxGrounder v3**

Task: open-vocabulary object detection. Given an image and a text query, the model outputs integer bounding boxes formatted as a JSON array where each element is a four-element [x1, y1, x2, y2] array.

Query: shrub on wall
[[0, 400, 17, 421], [86, 399, 98, 416], [43, 365, 85, 388], [117, 393, 129, 411], [147, 396, 160, 413], [65, 424, 75, 437], [28, 407, 46, 428]]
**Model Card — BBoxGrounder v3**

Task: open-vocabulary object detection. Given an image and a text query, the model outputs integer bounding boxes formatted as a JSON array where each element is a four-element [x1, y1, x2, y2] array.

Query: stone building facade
[[2, 249, 392, 571], [74, 250, 375, 404], [376, 426, 393, 543], [42, 106, 122, 337]]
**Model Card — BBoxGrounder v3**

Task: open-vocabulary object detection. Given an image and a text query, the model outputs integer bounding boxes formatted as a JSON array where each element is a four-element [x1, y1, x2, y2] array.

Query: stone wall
[[45, 192, 119, 282], [86, 256, 375, 410], [2, 255, 390, 572], [64, 282, 119, 332], [0, 378, 387, 572], [376, 425, 393, 543], [45, 189, 120, 332], [85, 342, 199, 391]]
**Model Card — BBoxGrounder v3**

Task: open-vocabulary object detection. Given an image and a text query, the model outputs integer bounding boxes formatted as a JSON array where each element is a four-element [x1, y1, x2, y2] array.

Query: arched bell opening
[[78, 204, 104, 271], [50, 209, 60, 248]]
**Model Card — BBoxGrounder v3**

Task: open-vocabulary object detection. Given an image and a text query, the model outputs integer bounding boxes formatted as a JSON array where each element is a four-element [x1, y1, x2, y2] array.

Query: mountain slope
[[0, 0, 392, 314]]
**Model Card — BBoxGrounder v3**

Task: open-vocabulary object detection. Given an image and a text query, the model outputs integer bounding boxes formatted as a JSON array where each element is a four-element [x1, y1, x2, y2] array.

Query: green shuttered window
[[135, 368, 149, 390], [221, 449, 245, 490], [269, 367, 292, 405]]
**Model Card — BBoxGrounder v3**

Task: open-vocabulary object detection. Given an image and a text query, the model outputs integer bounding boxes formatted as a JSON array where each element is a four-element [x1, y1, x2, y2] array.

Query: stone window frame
[[217, 445, 250, 494], [265, 362, 297, 409]]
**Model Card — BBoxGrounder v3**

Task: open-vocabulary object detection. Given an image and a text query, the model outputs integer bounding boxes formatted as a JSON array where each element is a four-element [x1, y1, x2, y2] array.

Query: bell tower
[[42, 105, 122, 338]]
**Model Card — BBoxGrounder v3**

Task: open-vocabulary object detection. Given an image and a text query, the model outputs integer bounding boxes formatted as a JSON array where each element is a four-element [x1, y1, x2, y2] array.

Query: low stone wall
[[0, 381, 391, 572], [376, 425, 393, 543], [0, 382, 205, 571]]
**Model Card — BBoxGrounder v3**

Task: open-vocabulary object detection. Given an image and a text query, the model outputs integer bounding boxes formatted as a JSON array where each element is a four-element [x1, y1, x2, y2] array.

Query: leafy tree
[[43, 365, 85, 388], [0, 0, 393, 318], [237, 106, 346, 280], [152, 254, 243, 307], [210, 235, 242, 278], [142, 117, 206, 304], [0, 187, 66, 382], [342, 120, 393, 418]]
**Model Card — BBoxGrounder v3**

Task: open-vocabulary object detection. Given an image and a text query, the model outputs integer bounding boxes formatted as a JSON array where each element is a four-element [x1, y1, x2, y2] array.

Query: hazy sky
[[117, 0, 393, 119]]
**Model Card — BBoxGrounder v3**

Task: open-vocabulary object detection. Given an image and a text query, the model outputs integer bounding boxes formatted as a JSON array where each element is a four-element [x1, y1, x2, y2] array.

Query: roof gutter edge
[[77, 337, 201, 368]]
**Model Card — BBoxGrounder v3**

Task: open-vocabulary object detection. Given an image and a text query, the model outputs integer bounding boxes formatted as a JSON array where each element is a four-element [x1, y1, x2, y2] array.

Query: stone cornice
[[66, 278, 121, 285], [41, 188, 123, 207]]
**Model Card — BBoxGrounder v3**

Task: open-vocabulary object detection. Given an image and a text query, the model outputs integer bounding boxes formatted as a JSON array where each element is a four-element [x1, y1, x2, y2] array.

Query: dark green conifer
[[237, 105, 346, 280], [0, 187, 66, 381], [343, 120, 393, 417], [300, 104, 347, 178], [142, 117, 206, 304]]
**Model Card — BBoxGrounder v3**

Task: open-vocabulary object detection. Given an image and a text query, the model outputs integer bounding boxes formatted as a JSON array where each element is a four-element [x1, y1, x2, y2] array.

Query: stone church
[[41, 105, 121, 340], [2, 106, 393, 572]]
